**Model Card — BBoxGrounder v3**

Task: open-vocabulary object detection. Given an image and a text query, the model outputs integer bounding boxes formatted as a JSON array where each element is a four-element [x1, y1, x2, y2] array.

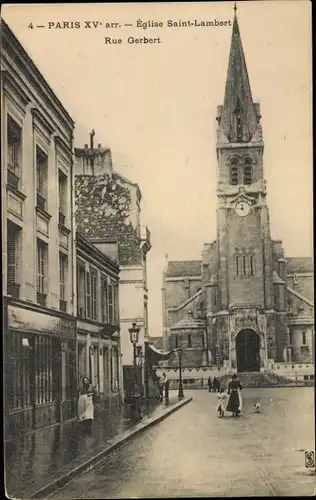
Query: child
[[254, 402, 261, 413], [216, 389, 227, 418]]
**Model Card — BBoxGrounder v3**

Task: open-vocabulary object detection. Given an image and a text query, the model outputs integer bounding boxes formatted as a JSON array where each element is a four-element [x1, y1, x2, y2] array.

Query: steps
[[219, 371, 296, 389]]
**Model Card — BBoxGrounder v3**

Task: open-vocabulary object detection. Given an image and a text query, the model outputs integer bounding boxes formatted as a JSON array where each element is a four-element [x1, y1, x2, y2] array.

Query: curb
[[30, 396, 192, 499]]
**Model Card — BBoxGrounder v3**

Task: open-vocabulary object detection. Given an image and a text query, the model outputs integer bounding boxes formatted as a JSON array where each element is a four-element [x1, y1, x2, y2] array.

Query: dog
[[254, 402, 261, 413]]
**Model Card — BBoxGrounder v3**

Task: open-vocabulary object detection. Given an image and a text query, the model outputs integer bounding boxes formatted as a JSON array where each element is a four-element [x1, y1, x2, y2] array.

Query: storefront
[[4, 299, 77, 440]]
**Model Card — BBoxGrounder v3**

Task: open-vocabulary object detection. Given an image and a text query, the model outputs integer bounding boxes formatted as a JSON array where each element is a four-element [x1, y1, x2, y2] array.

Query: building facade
[[162, 12, 314, 372], [2, 20, 77, 439], [76, 233, 122, 406], [74, 132, 151, 371]]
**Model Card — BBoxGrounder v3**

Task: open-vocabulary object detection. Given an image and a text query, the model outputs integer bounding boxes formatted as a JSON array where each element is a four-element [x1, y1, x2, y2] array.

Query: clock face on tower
[[235, 200, 250, 217]]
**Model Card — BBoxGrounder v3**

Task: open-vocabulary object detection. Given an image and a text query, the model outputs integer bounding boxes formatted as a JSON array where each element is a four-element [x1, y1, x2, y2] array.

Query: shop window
[[5, 332, 32, 411], [7, 221, 21, 298], [34, 335, 54, 405], [36, 147, 48, 211], [7, 115, 22, 190]]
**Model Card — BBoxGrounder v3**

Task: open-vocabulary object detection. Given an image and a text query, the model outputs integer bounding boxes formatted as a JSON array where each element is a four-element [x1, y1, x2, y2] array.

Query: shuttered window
[[7, 115, 22, 189], [77, 264, 85, 318], [108, 283, 114, 324], [7, 222, 21, 294], [91, 270, 97, 321], [101, 275, 108, 323]]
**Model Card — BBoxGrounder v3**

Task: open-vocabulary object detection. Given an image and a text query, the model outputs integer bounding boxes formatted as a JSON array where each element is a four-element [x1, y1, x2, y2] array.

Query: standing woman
[[77, 376, 96, 433], [226, 373, 243, 417]]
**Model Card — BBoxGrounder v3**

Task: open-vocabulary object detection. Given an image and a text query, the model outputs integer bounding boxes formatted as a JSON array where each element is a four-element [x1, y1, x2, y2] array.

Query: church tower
[[213, 7, 277, 372]]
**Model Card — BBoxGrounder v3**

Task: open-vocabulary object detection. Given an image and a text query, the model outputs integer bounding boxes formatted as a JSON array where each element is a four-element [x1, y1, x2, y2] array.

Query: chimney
[[84, 144, 88, 149], [90, 129, 95, 149], [98, 143, 101, 149]]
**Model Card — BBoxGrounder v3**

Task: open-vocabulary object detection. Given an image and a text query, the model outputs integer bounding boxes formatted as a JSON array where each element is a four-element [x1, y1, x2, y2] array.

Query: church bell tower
[[214, 7, 275, 372]]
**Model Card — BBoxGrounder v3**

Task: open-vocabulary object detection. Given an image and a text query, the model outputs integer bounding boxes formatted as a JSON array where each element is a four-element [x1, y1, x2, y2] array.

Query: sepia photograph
[[1, 1, 314, 498]]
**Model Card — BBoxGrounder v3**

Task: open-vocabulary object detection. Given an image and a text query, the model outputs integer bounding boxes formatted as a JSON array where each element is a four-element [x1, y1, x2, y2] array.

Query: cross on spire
[[234, 2, 237, 14]]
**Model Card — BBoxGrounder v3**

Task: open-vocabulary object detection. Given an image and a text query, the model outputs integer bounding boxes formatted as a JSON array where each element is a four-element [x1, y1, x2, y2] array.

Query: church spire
[[219, 7, 259, 143]]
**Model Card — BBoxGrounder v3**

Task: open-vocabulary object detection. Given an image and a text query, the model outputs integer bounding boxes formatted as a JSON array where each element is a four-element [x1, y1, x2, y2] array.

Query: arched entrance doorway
[[236, 329, 260, 372]]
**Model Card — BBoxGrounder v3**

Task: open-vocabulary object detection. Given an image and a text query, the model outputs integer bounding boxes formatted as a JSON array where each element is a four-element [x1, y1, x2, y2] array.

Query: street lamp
[[128, 322, 142, 419], [175, 347, 184, 400]]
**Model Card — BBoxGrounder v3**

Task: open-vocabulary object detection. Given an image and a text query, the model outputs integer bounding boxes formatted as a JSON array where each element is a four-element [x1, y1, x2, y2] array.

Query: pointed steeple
[[219, 8, 258, 143]]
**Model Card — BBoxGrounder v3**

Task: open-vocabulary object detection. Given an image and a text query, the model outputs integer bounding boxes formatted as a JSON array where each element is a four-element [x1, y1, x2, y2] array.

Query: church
[[162, 9, 314, 373]]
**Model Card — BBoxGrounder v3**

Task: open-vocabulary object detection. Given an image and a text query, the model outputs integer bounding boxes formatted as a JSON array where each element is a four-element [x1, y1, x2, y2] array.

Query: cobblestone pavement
[[50, 388, 315, 499], [5, 397, 176, 499]]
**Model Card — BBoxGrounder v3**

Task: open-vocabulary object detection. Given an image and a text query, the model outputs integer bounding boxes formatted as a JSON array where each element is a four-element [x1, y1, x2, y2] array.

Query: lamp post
[[175, 347, 184, 400], [128, 322, 141, 419]]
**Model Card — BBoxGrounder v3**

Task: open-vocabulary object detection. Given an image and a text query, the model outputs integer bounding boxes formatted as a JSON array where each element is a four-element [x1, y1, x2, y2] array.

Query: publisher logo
[[305, 451, 315, 468]]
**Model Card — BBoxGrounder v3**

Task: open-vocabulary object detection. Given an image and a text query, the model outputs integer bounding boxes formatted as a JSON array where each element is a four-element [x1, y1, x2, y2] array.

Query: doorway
[[236, 329, 260, 372]]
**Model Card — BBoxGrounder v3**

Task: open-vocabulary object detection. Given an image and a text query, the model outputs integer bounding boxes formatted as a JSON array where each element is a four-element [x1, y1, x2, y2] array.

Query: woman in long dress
[[77, 376, 96, 433], [226, 373, 243, 417]]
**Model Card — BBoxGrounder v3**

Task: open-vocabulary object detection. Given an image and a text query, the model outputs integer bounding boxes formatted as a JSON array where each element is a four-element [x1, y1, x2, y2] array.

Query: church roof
[[166, 260, 202, 277], [219, 11, 259, 143], [286, 257, 314, 274], [170, 311, 205, 332]]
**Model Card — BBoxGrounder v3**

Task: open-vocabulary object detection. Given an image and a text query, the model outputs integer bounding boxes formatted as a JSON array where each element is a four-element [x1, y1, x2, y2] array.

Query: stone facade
[[74, 134, 151, 369], [2, 20, 77, 439], [162, 12, 314, 371]]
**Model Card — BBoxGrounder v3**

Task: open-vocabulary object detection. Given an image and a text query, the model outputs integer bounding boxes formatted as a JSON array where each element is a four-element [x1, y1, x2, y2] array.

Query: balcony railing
[[7, 169, 19, 190], [37, 292, 47, 306], [60, 299, 67, 312], [59, 212, 66, 226], [7, 283, 20, 298], [36, 193, 46, 211]]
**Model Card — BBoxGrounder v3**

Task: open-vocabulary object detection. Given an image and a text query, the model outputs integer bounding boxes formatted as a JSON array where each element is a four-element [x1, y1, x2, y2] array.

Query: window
[[7, 116, 22, 190], [36, 147, 48, 210], [302, 331, 307, 345], [108, 283, 114, 324], [188, 334, 192, 348], [243, 158, 252, 185], [91, 270, 97, 321], [175, 336, 179, 349], [36, 239, 48, 305], [101, 275, 108, 323], [77, 264, 85, 318], [85, 270, 97, 320], [235, 255, 240, 276], [230, 158, 239, 185], [7, 221, 21, 298], [59, 253, 67, 312], [58, 170, 67, 225]]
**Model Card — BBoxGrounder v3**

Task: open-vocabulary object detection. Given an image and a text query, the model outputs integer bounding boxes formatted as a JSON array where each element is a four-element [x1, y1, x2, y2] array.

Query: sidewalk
[[5, 393, 185, 499]]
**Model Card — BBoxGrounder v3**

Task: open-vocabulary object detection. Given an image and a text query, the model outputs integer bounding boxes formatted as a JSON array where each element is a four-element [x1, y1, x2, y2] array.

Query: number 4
[[28, 23, 34, 29]]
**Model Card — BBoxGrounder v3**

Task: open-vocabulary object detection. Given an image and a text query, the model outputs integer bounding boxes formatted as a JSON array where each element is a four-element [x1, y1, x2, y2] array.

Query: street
[[50, 388, 315, 498]]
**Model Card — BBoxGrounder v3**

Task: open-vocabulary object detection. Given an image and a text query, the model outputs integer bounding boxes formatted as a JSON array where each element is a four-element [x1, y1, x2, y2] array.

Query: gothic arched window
[[243, 158, 252, 185], [230, 158, 239, 185], [249, 254, 255, 276], [242, 254, 247, 276]]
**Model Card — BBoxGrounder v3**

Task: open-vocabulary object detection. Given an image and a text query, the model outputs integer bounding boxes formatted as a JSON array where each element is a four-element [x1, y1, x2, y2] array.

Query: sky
[[3, 1, 313, 336]]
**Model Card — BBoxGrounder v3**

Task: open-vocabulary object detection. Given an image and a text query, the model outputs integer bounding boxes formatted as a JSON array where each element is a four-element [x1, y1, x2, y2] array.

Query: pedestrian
[[226, 373, 243, 417], [77, 376, 97, 434], [207, 376, 212, 392], [216, 389, 227, 418], [159, 372, 167, 402], [164, 374, 170, 404], [212, 376, 217, 392]]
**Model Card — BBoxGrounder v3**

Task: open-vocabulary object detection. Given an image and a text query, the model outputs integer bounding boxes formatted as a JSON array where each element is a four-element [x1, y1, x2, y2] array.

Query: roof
[[219, 12, 258, 143], [166, 260, 202, 278], [286, 257, 314, 274], [170, 311, 205, 332]]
